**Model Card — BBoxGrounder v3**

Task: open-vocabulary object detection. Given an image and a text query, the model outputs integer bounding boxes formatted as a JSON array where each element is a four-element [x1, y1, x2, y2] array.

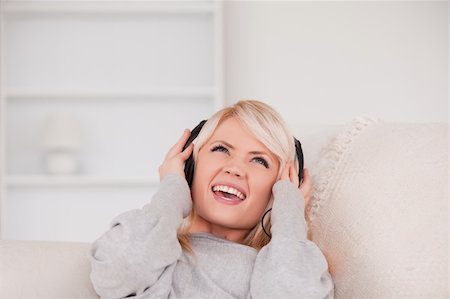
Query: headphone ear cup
[[184, 154, 195, 188], [182, 120, 207, 188], [294, 138, 304, 184]]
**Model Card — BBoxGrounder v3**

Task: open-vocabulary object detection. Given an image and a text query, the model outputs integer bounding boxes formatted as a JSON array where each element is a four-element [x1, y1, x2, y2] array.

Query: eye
[[211, 144, 229, 154], [253, 157, 269, 168]]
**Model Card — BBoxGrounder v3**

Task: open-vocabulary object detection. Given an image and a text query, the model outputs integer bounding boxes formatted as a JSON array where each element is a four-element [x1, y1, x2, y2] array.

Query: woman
[[89, 100, 334, 298]]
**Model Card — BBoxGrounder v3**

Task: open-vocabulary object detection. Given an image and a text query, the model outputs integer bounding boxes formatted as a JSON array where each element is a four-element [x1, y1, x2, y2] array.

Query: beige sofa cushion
[[0, 240, 98, 299], [306, 116, 448, 298]]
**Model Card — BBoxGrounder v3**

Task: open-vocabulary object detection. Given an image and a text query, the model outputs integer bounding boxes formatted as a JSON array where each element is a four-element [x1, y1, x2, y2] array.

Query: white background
[[224, 1, 448, 124]]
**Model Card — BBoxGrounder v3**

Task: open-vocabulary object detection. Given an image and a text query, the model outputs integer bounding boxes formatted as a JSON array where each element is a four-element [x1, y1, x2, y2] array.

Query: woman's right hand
[[158, 129, 194, 182], [280, 161, 312, 207]]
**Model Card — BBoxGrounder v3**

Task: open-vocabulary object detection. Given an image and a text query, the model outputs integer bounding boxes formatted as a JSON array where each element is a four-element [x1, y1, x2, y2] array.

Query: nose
[[223, 164, 246, 178]]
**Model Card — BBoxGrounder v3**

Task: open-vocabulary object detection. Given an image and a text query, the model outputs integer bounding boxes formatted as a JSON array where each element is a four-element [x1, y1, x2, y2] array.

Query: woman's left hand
[[280, 161, 312, 207]]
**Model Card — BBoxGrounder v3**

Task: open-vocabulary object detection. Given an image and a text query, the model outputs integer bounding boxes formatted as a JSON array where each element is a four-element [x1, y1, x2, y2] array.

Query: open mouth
[[211, 184, 247, 204]]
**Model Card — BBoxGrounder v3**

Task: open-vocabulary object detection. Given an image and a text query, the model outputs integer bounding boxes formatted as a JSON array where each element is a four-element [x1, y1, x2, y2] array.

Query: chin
[[193, 189, 260, 230], [197, 206, 257, 231]]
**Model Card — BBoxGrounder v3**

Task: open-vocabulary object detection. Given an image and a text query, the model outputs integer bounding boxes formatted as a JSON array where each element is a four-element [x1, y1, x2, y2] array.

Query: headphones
[[182, 119, 305, 238]]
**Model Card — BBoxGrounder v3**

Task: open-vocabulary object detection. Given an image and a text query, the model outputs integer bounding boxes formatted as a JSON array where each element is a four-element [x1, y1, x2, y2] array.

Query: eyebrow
[[211, 140, 274, 160]]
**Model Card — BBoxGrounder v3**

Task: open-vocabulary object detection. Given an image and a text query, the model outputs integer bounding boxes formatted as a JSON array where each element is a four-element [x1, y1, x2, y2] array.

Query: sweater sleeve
[[250, 179, 334, 299], [89, 173, 192, 299]]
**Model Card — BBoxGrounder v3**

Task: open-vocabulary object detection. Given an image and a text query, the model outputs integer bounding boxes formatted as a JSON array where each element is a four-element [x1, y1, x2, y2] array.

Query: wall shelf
[[7, 175, 160, 188], [6, 87, 216, 102], [4, 1, 215, 15]]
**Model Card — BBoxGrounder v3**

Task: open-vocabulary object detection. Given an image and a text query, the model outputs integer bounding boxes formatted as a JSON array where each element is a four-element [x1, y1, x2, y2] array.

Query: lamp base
[[46, 151, 78, 175]]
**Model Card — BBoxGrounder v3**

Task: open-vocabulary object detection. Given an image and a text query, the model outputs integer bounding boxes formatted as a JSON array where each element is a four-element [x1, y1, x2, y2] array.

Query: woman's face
[[190, 117, 280, 239]]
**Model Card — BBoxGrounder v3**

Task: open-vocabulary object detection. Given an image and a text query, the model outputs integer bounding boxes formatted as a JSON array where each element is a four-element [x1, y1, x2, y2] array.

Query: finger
[[303, 168, 310, 186], [299, 168, 312, 194], [289, 162, 299, 187], [298, 168, 311, 205], [179, 143, 194, 161], [166, 129, 191, 158], [282, 162, 289, 179], [280, 161, 290, 180]]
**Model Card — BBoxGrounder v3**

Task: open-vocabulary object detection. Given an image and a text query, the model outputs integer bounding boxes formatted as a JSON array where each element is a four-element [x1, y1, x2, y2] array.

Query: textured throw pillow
[[306, 116, 448, 298]]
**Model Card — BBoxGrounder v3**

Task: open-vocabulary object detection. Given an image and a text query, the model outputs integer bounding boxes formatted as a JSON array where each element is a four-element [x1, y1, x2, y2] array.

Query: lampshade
[[41, 112, 82, 151]]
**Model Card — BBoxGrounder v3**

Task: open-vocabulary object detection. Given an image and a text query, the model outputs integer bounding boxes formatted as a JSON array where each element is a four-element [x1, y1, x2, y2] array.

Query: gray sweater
[[89, 174, 334, 299]]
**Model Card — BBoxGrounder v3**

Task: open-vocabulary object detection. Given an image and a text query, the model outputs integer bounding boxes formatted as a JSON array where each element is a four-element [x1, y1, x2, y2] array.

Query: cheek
[[248, 174, 275, 209], [191, 156, 216, 201], [249, 172, 277, 209], [194, 156, 211, 179], [253, 170, 277, 193]]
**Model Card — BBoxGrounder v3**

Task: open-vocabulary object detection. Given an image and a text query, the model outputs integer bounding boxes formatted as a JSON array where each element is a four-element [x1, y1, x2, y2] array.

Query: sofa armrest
[[0, 240, 99, 299]]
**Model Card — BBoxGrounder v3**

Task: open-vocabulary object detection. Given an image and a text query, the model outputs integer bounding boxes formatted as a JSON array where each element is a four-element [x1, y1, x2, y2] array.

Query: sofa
[[0, 116, 448, 299]]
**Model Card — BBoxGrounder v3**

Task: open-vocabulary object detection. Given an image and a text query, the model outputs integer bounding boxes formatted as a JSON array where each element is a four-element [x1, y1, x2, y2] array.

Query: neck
[[188, 213, 249, 244]]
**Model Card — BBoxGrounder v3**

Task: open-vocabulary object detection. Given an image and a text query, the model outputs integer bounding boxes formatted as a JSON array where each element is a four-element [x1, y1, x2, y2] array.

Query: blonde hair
[[177, 100, 299, 252]]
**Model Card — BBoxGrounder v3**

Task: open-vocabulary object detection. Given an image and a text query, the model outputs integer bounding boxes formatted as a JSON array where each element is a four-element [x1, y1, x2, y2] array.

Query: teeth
[[212, 185, 246, 200]]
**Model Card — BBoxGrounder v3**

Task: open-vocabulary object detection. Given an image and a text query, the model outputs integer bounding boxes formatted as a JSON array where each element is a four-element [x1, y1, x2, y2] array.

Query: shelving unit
[[0, 0, 223, 241]]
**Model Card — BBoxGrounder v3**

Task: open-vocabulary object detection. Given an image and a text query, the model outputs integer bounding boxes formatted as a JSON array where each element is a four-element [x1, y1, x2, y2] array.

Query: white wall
[[224, 1, 448, 125]]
